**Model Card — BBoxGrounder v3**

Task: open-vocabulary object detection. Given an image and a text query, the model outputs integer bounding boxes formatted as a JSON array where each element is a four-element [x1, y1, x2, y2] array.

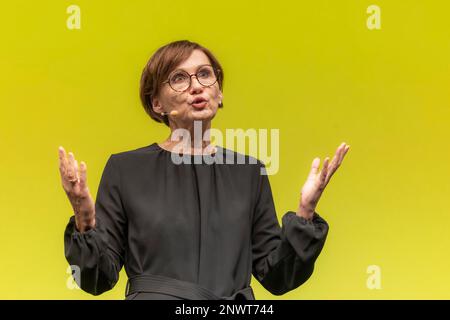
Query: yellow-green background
[[0, 0, 449, 299]]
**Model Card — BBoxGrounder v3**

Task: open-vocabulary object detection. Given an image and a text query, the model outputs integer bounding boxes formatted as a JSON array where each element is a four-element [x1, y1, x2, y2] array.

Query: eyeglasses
[[163, 65, 220, 92]]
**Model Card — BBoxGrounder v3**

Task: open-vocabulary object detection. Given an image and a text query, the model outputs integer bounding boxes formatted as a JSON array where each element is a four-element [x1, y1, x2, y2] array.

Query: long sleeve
[[64, 155, 127, 296], [251, 162, 329, 295]]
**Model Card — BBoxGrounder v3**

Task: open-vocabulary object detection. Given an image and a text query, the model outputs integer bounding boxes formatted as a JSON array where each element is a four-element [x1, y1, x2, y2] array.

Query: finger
[[58, 146, 68, 176], [338, 144, 350, 166], [325, 143, 350, 183], [325, 143, 345, 183], [79, 161, 87, 190], [328, 153, 338, 172], [327, 144, 342, 173], [74, 159, 80, 183], [308, 157, 321, 179], [67, 152, 77, 183], [58, 146, 66, 163], [333, 142, 346, 167], [325, 163, 337, 184], [320, 157, 330, 185]]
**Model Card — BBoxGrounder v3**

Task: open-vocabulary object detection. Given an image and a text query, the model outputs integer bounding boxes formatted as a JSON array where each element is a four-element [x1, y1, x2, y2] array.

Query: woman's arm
[[251, 162, 329, 295], [251, 143, 349, 295], [63, 155, 127, 295]]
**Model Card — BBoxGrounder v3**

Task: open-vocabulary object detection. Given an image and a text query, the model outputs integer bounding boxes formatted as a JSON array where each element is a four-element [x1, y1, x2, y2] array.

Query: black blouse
[[64, 142, 329, 299]]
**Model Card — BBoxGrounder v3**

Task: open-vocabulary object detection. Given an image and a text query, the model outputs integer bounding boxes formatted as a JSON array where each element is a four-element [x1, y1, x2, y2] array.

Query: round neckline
[[152, 142, 218, 156]]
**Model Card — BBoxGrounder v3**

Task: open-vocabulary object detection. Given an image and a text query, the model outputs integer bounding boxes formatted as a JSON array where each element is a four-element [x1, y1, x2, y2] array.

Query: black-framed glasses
[[163, 64, 220, 92]]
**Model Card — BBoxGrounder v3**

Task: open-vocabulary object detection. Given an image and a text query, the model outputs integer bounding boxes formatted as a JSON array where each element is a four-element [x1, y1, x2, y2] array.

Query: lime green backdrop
[[0, 0, 449, 299]]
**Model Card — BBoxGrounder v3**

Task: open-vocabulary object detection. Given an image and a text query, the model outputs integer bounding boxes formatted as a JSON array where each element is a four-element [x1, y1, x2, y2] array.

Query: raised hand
[[297, 142, 350, 220], [58, 146, 96, 232]]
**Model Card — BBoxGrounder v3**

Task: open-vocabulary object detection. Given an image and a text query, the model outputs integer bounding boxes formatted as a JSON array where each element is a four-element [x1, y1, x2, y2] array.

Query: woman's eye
[[198, 69, 211, 78], [172, 74, 187, 83]]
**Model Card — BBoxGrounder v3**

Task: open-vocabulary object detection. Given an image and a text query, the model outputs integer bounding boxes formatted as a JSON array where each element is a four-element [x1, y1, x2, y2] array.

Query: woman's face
[[152, 49, 223, 126]]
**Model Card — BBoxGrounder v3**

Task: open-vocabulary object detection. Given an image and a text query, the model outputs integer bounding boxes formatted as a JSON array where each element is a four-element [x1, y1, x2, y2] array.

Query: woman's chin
[[189, 108, 215, 121]]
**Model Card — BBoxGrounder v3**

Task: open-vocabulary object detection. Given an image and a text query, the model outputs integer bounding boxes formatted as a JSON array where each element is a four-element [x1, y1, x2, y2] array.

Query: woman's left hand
[[297, 142, 350, 220]]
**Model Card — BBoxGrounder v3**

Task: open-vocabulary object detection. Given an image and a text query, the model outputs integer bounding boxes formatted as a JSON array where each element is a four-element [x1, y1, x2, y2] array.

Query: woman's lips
[[191, 100, 208, 109]]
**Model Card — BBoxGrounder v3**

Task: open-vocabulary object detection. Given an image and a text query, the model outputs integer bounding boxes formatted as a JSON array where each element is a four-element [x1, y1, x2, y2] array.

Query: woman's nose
[[189, 75, 204, 92]]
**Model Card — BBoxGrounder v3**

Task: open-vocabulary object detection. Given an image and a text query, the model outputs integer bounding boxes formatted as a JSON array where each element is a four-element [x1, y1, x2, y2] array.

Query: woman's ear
[[152, 97, 163, 114]]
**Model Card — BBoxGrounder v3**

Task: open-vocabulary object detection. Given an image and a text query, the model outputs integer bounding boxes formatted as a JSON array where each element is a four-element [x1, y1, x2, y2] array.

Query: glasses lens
[[169, 71, 190, 91], [168, 66, 218, 91], [197, 66, 217, 86]]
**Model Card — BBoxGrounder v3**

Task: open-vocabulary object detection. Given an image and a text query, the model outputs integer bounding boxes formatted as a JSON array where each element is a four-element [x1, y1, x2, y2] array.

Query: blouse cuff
[[66, 215, 98, 237], [64, 215, 109, 269], [281, 211, 329, 263], [66, 215, 100, 240]]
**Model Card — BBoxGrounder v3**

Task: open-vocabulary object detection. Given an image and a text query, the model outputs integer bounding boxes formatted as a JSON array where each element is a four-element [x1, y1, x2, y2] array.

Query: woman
[[59, 40, 350, 300]]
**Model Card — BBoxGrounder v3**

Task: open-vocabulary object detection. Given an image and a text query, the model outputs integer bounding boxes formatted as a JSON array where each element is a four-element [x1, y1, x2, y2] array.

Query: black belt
[[125, 274, 255, 300]]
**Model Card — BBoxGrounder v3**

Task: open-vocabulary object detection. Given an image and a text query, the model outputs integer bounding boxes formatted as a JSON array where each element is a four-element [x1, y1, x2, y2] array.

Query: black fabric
[[64, 142, 329, 299], [125, 274, 254, 300]]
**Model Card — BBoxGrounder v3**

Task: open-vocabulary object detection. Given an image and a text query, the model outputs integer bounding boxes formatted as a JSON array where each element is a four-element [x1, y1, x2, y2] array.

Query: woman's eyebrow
[[173, 64, 212, 73]]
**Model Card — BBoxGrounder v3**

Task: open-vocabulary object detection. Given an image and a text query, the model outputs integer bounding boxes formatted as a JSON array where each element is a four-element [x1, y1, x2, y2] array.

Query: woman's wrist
[[75, 215, 96, 233], [296, 203, 315, 221]]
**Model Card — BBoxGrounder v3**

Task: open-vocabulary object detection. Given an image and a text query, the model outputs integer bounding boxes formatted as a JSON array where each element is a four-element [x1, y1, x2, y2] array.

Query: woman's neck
[[160, 120, 215, 155]]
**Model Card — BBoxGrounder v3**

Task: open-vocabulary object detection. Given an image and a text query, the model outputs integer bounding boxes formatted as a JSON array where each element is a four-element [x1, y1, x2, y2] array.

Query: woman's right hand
[[58, 146, 96, 233]]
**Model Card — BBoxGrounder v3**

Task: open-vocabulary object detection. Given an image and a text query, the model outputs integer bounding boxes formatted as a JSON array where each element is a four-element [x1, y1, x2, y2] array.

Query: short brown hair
[[140, 40, 224, 127]]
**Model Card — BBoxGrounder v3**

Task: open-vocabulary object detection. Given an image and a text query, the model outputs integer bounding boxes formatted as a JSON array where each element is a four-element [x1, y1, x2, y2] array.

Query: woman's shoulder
[[106, 143, 160, 163]]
